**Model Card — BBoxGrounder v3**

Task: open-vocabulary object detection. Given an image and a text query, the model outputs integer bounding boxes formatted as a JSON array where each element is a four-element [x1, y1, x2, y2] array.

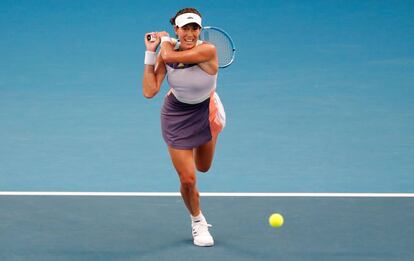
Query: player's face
[[175, 23, 201, 50]]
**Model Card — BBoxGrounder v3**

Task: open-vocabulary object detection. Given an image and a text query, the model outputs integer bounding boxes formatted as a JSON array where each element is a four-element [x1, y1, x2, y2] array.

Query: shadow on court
[[1, 196, 413, 260]]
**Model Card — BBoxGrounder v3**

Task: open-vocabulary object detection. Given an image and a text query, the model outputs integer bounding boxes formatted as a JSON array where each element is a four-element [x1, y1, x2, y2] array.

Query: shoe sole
[[194, 240, 214, 247]]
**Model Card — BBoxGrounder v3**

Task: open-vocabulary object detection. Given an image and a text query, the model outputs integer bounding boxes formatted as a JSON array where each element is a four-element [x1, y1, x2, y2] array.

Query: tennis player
[[142, 8, 226, 247]]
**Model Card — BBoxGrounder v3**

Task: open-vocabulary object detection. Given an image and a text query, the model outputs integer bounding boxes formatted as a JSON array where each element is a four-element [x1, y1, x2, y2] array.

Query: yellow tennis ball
[[269, 213, 284, 228]]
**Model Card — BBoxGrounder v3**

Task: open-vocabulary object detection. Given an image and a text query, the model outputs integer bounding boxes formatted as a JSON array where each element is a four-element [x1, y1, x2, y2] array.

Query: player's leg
[[168, 146, 214, 246], [194, 91, 225, 173], [168, 147, 200, 216], [194, 136, 218, 173]]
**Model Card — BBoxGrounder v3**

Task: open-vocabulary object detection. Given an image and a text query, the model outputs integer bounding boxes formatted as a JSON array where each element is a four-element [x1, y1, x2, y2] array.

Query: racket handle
[[147, 34, 156, 42]]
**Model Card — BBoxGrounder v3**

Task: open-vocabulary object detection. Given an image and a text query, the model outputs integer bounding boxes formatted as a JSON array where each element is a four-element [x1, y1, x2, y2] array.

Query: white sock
[[191, 211, 205, 223]]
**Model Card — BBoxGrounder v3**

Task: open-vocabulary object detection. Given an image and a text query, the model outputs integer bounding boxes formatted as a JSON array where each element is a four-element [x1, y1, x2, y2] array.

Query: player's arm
[[142, 32, 166, 98], [142, 53, 166, 98], [158, 34, 216, 64]]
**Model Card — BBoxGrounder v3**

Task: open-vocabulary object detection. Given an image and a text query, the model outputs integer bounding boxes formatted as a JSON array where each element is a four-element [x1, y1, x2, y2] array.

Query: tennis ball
[[269, 213, 284, 228]]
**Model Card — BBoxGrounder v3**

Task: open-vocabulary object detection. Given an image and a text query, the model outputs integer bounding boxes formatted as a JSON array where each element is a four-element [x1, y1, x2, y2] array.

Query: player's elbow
[[142, 86, 157, 99], [143, 91, 153, 99], [143, 90, 155, 99]]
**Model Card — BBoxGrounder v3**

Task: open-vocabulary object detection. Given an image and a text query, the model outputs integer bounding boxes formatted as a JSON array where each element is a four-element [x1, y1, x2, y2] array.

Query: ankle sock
[[191, 211, 205, 223]]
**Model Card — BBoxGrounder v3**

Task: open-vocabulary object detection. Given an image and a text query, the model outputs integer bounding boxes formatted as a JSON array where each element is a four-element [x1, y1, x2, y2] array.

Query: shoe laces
[[192, 221, 212, 236]]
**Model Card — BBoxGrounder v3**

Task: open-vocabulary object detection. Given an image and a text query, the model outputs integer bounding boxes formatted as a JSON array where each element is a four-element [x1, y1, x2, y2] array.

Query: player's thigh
[[168, 147, 196, 181], [194, 136, 217, 172]]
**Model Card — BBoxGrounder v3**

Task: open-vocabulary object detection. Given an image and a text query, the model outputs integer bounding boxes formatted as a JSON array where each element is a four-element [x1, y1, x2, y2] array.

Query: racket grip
[[147, 34, 156, 42]]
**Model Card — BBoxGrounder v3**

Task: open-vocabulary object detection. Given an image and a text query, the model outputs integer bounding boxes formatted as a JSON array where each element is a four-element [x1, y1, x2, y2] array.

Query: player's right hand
[[144, 32, 160, 52]]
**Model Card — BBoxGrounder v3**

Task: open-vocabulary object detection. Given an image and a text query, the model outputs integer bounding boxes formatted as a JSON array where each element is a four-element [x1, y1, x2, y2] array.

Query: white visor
[[175, 13, 202, 28]]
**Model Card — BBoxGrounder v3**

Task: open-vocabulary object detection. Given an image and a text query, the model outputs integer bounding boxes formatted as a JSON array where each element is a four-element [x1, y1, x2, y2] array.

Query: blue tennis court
[[1, 0, 413, 260], [1, 195, 413, 260]]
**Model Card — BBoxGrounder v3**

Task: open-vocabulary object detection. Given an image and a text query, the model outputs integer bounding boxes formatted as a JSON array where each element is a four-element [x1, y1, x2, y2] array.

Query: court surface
[[1, 0, 414, 260], [1, 195, 413, 260]]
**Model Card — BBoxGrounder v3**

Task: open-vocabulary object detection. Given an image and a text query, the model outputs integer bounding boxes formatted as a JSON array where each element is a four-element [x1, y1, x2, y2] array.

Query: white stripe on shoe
[[192, 221, 214, 247]]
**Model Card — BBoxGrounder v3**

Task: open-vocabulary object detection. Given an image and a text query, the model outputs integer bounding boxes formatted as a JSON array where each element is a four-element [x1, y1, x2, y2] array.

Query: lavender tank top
[[166, 40, 217, 104]]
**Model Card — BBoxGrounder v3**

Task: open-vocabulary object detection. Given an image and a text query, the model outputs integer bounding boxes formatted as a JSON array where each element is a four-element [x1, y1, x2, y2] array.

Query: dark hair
[[169, 7, 202, 26]]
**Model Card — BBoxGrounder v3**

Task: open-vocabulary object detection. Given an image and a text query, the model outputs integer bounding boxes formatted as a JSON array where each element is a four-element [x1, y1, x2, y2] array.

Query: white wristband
[[144, 51, 156, 65], [161, 36, 171, 44]]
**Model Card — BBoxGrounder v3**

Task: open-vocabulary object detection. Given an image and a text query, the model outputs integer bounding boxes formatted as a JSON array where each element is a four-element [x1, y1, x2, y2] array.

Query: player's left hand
[[157, 31, 170, 38]]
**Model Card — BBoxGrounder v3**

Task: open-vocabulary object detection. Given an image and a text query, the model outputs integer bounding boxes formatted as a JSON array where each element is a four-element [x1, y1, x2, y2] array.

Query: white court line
[[0, 192, 413, 197]]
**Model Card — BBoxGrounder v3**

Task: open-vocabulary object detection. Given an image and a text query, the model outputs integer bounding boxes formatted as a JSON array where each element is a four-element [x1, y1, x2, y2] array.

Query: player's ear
[[173, 26, 179, 35]]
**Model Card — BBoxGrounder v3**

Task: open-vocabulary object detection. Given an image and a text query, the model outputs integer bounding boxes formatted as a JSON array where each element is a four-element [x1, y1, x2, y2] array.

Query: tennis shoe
[[192, 220, 214, 247]]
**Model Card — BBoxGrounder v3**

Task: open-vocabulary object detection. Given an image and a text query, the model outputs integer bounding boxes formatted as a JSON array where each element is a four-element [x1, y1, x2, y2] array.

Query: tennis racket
[[199, 26, 236, 68], [146, 26, 236, 68]]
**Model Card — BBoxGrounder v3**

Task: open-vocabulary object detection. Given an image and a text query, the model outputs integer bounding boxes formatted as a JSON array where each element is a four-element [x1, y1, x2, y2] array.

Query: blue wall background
[[1, 0, 413, 192]]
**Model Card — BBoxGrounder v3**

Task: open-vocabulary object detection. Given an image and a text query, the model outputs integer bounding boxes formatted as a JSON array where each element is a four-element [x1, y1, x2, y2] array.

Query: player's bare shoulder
[[200, 41, 216, 52], [197, 41, 217, 60]]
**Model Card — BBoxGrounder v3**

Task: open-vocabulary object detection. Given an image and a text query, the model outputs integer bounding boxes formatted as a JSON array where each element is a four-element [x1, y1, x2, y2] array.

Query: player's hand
[[157, 31, 176, 46], [144, 32, 160, 52], [157, 31, 170, 38]]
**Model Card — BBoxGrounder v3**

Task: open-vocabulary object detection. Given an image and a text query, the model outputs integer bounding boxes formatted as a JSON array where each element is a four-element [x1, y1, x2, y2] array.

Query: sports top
[[166, 40, 217, 104]]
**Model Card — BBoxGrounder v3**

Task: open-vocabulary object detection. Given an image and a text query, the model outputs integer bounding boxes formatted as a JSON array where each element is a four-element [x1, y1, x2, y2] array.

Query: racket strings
[[201, 29, 234, 67]]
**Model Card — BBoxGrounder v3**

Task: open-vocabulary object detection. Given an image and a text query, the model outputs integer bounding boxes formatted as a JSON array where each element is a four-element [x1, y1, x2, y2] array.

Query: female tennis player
[[142, 8, 225, 247]]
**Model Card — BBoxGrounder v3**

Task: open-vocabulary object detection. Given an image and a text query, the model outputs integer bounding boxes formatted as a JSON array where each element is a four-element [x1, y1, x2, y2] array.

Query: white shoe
[[192, 220, 214, 247]]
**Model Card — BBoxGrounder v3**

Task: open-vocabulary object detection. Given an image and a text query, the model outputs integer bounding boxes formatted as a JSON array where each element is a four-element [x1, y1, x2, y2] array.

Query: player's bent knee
[[196, 164, 211, 173]]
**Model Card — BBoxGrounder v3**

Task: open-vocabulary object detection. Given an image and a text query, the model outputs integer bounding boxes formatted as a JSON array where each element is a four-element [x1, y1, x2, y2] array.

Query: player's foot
[[192, 220, 214, 247]]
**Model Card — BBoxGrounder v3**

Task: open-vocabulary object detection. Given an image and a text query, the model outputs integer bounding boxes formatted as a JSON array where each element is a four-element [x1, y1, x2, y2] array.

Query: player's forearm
[[160, 41, 175, 63], [142, 65, 159, 98]]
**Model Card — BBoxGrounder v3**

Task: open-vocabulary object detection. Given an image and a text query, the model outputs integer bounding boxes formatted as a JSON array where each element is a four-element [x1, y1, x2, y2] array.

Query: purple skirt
[[161, 92, 212, 149]]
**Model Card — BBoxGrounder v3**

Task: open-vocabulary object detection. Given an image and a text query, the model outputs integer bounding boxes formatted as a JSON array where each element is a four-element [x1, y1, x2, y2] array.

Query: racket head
[[200, 26, 236, 68]]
